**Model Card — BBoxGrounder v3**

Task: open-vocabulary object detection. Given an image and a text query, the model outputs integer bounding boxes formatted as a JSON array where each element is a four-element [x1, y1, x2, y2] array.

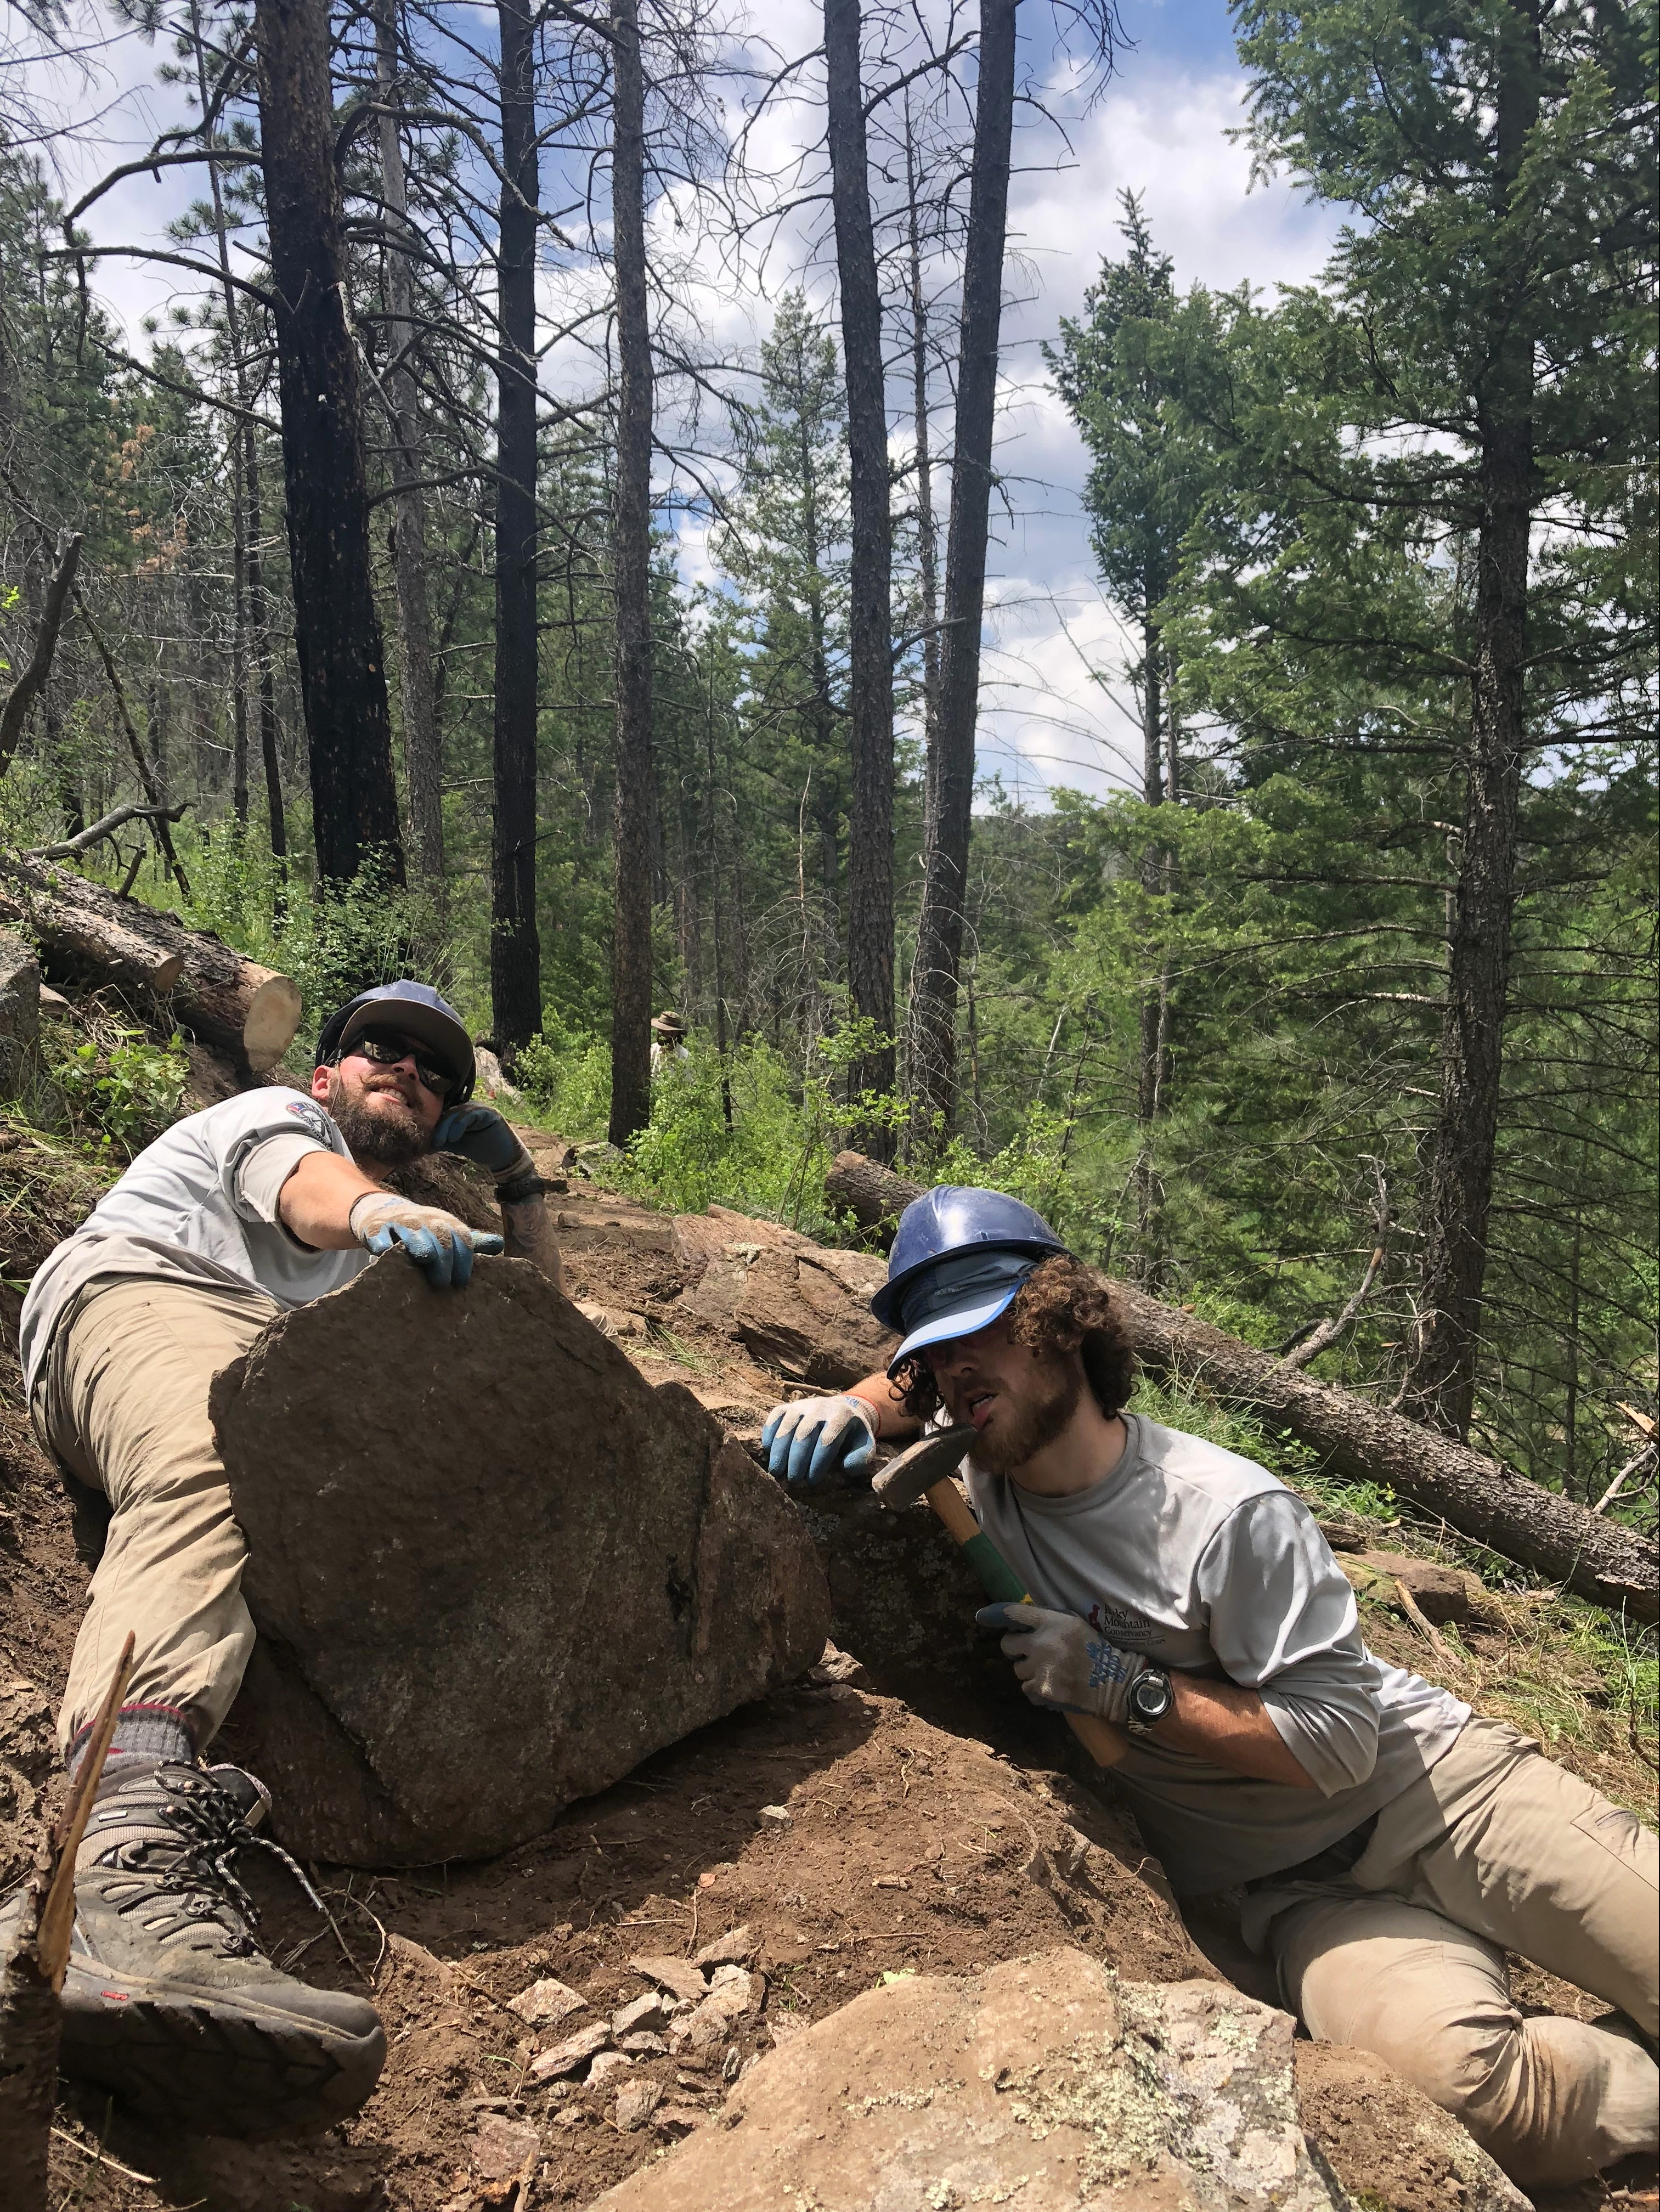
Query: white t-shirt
[[19, 1088, 373, 1395], [964, 1412, 1470, 1894]]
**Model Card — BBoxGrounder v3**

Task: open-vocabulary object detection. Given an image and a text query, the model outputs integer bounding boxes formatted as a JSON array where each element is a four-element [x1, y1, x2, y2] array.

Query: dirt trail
[[2, 1152, 1653, 2211]]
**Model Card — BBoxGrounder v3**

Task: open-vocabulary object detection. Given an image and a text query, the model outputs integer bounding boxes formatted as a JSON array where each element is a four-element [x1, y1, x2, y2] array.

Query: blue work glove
[[349, 1193, 504, 1290], [434, 1103, 535, 1185], [761, 1393, 879, 1487], [974, 1601, 1148, 1724]]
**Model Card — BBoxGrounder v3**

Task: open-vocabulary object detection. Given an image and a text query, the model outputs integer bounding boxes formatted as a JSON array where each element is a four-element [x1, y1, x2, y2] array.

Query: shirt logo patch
[[285, 1101, 335, 1146], [1088, 1601, 1164, 1647]]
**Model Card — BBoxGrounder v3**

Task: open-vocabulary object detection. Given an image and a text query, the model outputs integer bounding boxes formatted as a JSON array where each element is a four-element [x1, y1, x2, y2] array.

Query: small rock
[[676, 1968, 754, 2050], [722, 2045, 742, 2083], [758, 1804, 791, 1826], [694, 1925, 756, 1968], [613, 1990, 669, 2038], [769, 2012, 808, 2044], [528, 2021, 612, 2080], [508, 1975, 587, 2028], [1342, 1550, 1473, 1626], [806, 1641, 868, 1687], [467, 2111, 540, 2184], [614, 2079, 664, 2133], [588, 2049, 634, 2087], [38, 984, 69, 1014], [653, 2103, 707, 2135], [630, 1953, 709, 2006], [619, 2030, 668, 2056]]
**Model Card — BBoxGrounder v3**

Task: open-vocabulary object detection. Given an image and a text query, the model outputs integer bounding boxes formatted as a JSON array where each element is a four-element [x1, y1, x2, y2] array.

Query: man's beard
[[325, 1072, 431, 1169], [972, 1359, 1084, 1480]]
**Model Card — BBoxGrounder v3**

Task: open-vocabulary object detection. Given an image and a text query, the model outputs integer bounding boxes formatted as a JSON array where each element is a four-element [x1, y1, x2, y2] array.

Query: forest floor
[[0, 1045, 1655, 2212]]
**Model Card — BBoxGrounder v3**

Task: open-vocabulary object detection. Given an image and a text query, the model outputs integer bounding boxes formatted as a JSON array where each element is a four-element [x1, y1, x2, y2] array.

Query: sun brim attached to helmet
[[884, 1249, 1041, 1375], [888, 1284, 1027, 1375]]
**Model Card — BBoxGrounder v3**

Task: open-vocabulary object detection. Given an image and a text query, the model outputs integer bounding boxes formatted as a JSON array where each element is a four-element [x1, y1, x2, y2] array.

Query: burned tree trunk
[[905, 0, 1017, 1149], [607, 0, 656, 1144], [377, 0, 444, 894], [823, 1152, 1657, 1621], [490, 0, 543, 1053], [824, 0, 896, 1122], [255, 0, 404, 887]]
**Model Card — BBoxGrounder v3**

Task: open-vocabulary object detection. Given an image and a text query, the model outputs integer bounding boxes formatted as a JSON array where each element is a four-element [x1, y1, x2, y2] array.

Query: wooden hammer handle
[[923, 1480, 1129, 1770]]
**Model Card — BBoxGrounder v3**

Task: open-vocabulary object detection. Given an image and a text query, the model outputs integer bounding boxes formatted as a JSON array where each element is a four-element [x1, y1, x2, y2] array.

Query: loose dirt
[[3, 1122, 1655, 2212]]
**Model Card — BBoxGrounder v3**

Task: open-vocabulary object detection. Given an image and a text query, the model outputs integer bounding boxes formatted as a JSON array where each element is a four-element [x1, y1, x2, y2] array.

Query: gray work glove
[[761, 1393, 878, 1486], [349, 1193, 504, 1290], [975, 1601, 1148, 1724], [433, 1103, 537, 1191]]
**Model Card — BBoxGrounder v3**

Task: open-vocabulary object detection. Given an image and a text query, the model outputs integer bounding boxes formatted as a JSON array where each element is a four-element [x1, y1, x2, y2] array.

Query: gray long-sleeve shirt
[[964, 1412, 1469, 1894]]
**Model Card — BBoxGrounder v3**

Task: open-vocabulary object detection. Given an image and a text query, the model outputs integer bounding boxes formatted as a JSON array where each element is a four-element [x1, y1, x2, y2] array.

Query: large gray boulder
[[594, 1946, 1346, 2211], [212, 1257, 832, 1865]]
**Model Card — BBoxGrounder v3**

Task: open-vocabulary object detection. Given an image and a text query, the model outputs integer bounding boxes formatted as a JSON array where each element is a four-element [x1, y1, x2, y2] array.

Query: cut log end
[[242, 972, 304, 1071]]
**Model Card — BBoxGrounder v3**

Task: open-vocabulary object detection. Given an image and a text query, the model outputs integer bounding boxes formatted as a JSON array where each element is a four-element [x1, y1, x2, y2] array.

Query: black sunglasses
[[347, 1028, 459, 1099]]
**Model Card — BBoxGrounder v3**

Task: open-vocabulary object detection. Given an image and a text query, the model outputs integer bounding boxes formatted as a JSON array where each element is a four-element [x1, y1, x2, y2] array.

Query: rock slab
[[594, 1946, 1344, 2211], [213, 1257, 831, 1864]]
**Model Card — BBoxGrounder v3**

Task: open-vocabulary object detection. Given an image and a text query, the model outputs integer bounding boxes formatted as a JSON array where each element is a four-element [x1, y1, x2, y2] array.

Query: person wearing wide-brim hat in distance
[[650, 1009, 691, 1077]]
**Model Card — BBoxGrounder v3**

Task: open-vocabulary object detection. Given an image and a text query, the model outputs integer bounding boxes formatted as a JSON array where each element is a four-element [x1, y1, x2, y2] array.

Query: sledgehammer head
[[871, 1424, 978, 1510]]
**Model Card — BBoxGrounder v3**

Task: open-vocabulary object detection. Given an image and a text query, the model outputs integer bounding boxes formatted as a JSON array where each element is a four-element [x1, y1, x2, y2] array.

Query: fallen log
[[823, 1155, 1658, 1622], [0, 854, 301, 1070], [826, 1147, 919, 1237]]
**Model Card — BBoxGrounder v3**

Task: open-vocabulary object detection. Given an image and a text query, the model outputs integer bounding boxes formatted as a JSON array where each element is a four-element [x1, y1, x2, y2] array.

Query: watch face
[[1130, 1669, 1172, 1723]]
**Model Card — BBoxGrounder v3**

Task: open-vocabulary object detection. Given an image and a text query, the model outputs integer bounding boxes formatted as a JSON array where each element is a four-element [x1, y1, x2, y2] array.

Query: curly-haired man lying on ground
[[760, 1188, 1658, 2193]]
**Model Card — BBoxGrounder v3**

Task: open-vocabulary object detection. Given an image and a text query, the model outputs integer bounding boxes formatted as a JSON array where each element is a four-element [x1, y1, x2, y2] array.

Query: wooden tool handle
[[925, 1480, 1130, 1769], [924, 1476, 982, 1545]]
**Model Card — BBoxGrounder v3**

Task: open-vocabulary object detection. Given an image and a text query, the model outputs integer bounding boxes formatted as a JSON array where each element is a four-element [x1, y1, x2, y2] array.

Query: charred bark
[[255, 0, 404, 887], [489, 0, 543, 1053], [905, 0, 1017, 1148], [377, 0, 444, 894], [607, 0, 656, 1144], [824, 0, 896, 1122]]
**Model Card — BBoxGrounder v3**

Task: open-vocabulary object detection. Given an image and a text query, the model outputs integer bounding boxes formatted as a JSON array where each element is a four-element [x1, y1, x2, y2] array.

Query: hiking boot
[[19, 1759, 385, 2137]]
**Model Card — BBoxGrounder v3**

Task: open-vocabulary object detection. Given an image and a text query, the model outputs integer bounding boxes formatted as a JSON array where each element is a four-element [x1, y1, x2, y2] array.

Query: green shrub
[[623, 1038, 838, 1228], [514, 1024, 613, 1142], [50, 1028, 189, 1158]]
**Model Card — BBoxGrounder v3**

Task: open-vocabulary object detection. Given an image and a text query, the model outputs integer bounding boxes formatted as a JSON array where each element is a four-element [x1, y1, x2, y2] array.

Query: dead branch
[[1278, 1157, 1390, 1371], [27, 802, 189, 862]]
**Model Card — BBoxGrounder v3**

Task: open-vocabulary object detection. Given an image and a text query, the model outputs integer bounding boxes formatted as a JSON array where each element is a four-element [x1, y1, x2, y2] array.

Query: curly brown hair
[[894, 1252, 1137, 1422]]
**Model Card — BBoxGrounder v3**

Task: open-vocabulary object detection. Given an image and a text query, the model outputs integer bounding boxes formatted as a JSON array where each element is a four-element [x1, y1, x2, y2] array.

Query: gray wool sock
[[68, 1702, 195, 1791]]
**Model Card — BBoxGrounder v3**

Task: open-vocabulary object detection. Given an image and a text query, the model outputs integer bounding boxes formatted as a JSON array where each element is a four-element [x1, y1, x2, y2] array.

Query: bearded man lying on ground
[[3, 981, 560, 2138], [761, 1188, 1658, 2194]]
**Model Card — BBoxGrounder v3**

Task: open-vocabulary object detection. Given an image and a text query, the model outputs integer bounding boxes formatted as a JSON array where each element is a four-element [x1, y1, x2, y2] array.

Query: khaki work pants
[[36, 1275, 279, 1756], [1252, 1717, 1658, 2189]]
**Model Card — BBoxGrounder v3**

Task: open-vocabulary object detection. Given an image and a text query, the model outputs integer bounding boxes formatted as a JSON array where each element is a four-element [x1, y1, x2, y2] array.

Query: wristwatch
[[1125, 1664, 1174, 1736]]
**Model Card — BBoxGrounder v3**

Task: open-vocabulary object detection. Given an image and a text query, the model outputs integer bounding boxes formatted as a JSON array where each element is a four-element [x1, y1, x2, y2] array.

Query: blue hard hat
[[315, 981, 476, 1104], [872, 1187, 1068, 1370]]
